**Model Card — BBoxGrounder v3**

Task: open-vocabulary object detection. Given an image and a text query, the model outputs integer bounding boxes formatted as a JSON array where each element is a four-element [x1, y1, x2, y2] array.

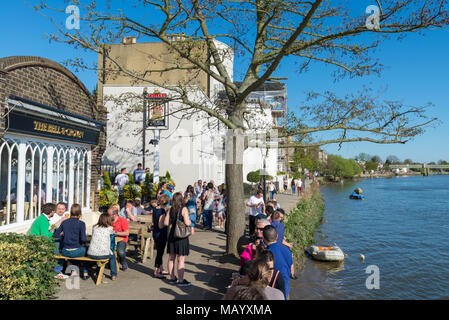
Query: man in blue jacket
[[263, 225, 293, 299]]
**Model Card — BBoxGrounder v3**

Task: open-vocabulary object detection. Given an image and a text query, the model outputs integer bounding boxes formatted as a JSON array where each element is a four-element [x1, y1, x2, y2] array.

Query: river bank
[[284, 182, 324, 269]]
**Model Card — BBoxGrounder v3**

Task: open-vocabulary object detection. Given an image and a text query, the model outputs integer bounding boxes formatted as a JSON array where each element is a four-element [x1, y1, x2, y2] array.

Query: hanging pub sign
[[146, 89, 169, 130]]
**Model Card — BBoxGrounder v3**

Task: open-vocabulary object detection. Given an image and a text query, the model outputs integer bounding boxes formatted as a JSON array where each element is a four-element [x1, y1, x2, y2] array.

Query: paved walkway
[[55, 192, 302, 300]]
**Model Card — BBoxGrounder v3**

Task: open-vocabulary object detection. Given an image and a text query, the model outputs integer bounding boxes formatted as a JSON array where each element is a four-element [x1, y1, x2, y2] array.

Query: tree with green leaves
[[365, 161, 378, 172], [33, 0, 447, 256], [326, 155, 362, 179]]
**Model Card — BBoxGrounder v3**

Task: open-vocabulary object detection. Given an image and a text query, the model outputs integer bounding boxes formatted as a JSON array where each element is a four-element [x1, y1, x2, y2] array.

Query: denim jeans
[[292, 185, 296, 194], [61, 247, 88, 275], [202, 210, 213, 229], [88, 254, 117, 277], [270, 191, 275, 200], [116, 241, 128, 268]]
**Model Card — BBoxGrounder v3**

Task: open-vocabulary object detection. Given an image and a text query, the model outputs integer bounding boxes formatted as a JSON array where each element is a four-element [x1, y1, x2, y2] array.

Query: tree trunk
[[225, 108, 246, 257], [225, 161, 245, 257]]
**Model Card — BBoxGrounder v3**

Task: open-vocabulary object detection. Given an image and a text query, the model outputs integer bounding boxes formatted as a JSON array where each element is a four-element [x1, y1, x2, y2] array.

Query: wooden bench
[[54, 255, 109, 286]]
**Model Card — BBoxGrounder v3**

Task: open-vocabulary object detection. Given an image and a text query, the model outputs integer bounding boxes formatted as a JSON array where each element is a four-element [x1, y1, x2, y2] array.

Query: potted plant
[[98, 172, 119, 213]]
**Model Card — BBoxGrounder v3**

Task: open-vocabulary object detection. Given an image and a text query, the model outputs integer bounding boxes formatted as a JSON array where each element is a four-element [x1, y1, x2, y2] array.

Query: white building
[[99, 38, 285, 192]]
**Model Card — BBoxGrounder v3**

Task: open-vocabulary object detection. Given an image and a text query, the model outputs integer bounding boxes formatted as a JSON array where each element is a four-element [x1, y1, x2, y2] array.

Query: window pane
[[25, 147, 33, 220], [9, 145, 18, 225], [52, 150, 58, 203], [79, 154, 84, 207], [73, 152, 79, 205], [65, 152, 69, 204]]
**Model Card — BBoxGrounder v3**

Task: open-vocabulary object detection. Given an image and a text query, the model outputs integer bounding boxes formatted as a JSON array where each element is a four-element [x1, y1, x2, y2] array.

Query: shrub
[[0, 233, 59, 300], [127, 173, 135, 185], [98, 188, 119, 207], [103, 171, 112, 190], [284, 190, 324, 263], [142, 173, 158, 200], [122, 184, 142, 201]]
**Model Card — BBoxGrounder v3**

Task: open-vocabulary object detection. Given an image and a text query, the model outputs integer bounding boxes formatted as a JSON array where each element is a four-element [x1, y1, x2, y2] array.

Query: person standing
[[283, 176, 288, 193], [263, 225, 293, 299], [216, 187, 226, 229], [133, 163, 146, 185], [291, 178, 296, 195], [202, 183, 216, 230], [184, 185, 198, 235], [114, 168, 129, 192], [268, 181, 275, 200], [195, 180, 202, 196], [296, 178, 302, 196], [152, 194, 170, 279], [53, 204, 89, 280], [246, 190, 265, 237], [163, 192, 192, 286]]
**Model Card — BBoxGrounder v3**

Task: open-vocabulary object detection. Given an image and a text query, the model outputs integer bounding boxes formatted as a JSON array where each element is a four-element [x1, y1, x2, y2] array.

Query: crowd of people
[[28, 167, 227, 288], [27, 162, 300, 300], [234, 188, 297, 300]]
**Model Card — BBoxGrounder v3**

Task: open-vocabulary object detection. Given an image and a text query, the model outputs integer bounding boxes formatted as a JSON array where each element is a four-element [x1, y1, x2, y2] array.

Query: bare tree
[[29, 0, 448, 256]]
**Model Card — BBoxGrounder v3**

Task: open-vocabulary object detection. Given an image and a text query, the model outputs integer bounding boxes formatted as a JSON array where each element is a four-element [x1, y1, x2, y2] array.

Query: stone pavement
[[55, 192, 302, 300]]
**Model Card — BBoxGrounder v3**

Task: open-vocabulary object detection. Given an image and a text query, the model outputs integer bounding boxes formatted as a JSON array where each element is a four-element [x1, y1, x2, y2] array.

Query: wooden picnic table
[[128, 220, 154, 262]]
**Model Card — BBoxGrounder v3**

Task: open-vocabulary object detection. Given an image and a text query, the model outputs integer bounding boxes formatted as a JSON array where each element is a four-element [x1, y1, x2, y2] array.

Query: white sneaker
[[55, 272, 69, 279]]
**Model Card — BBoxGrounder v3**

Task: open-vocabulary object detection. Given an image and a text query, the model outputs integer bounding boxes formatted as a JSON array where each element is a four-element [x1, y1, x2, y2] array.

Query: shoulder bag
[[174, 208, 191, 239]]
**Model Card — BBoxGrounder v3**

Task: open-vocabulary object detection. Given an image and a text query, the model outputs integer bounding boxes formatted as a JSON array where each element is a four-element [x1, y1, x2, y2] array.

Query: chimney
[[122, 36, 137, 45]]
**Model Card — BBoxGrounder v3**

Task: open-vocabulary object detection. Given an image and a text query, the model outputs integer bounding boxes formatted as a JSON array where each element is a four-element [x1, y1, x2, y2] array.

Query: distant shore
[[318, 171, 449, 184]]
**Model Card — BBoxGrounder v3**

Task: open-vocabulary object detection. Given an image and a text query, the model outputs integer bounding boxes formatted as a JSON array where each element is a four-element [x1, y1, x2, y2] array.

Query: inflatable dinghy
[[349, 192, 364, 200], [308, 245, 345, 262]]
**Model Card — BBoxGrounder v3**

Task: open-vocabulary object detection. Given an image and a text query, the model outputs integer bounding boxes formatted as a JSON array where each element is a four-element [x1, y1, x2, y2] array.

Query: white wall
[[103, 86, 225, 193]]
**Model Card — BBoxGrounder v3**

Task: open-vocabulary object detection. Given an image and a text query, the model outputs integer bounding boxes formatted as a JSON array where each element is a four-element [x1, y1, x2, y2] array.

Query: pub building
[[0, 56, 106, 233]]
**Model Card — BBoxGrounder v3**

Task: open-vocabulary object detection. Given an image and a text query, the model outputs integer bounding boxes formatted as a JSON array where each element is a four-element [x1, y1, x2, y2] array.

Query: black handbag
[[174, 208, 191, 239]]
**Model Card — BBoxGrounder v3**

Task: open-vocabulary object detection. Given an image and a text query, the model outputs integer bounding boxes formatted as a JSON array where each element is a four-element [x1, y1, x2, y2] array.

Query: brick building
[[0, 56, 106, 233]]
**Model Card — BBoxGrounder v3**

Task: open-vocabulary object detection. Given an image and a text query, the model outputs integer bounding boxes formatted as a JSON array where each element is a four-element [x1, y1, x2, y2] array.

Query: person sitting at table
[[87, 213, 118, 280], [53, 204, 89, 280], [120, 200, 138, 222], [152, 194, 169, 279], [134, 198, 150, 216], [111, 205, 130, 271]]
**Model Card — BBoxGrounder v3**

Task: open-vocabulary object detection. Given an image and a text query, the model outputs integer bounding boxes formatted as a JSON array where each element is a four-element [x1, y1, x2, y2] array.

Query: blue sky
[[1, 1, 448, 163]]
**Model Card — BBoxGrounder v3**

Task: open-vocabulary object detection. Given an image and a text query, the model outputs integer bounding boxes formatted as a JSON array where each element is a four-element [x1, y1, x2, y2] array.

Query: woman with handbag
[[163, 192, 192, 287]]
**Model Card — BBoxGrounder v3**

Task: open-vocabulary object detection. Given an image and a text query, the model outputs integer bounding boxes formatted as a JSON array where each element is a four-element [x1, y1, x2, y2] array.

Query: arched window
[[0, 136, 92, 230]]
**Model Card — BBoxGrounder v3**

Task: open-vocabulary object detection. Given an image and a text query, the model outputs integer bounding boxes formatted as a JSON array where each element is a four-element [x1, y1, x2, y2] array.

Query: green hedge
[[0, 233, 59, 300], [284, 190, 324, 264]]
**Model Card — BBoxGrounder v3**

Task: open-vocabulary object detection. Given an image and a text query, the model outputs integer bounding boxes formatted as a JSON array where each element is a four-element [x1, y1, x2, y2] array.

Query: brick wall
[[0, 56, 106, 211]]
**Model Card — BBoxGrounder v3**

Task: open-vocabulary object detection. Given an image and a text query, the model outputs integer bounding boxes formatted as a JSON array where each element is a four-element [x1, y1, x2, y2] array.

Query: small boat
[[349, 188, 364, 200], [308, 245, 345, 262], [349, 192, 364, 200]]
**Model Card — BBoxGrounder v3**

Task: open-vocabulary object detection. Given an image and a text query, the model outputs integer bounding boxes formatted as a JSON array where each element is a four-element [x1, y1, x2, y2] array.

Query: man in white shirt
[[296, 179, 302, 196], [246, 190, 265, 236], [115, 168, 129, 192], [49, 202, 69, 229]]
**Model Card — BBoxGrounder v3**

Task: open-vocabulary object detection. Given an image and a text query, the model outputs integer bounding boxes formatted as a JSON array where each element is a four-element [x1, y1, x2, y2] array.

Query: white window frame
[[0, 134, 92, 233]]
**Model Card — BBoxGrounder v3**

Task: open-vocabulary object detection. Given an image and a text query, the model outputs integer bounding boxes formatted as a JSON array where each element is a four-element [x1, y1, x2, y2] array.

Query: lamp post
[[143, 88, 147, 168], [262, 157, 267, 203]]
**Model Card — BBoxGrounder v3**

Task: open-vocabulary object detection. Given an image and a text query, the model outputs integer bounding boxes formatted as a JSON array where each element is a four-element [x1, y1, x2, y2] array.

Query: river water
[[290, 175, 449, 300]]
